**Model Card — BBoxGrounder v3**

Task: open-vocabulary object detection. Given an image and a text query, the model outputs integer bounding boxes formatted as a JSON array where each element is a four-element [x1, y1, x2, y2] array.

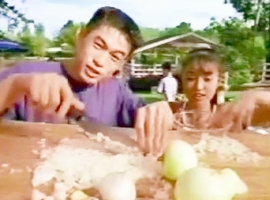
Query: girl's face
[[182, 61, 220, 106], [73, 25, 131, 84]]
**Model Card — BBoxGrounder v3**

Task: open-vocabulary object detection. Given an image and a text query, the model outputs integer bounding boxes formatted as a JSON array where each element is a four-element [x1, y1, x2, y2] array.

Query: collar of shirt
[[167, 72, 173, 77]]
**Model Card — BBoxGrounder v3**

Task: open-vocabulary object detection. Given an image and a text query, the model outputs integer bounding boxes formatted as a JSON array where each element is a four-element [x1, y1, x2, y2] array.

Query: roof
[[133, 32, 219, 54]]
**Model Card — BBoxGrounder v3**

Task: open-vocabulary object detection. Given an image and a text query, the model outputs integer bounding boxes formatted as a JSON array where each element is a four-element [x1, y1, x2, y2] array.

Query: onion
[[70, 190, 90, 200], [220, 168, 248, 196], [174, 167, 231, 200], [97, 172, 136, 200], [163, 140, 198, 180]]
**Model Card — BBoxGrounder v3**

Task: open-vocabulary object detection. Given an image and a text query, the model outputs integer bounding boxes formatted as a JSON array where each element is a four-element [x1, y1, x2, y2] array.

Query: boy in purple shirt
[[0, 7, 144, 127], [0, 6, 173, 154]]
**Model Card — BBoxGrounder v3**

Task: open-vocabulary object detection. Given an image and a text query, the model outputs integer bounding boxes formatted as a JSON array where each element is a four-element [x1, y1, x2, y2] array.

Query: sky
[[1, 0, 242, 38]]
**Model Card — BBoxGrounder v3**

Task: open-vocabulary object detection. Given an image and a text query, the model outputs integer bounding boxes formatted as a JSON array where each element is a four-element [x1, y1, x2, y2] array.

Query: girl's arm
[[240, 90, 270, 126]]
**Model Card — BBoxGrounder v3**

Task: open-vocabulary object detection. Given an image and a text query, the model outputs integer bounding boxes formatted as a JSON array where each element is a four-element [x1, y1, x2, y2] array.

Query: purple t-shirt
[[0, 61, 144, 127]]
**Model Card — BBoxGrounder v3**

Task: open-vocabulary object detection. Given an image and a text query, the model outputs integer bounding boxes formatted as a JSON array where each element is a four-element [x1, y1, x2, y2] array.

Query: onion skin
[[220, 168, 248, 196], [163, 140, 198, 180], [174, 167, 232, 200]]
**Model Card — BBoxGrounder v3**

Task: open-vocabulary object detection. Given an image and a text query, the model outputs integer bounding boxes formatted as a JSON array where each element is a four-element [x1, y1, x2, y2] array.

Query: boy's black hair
[[86, 6, 144, 54], [162, 62, 172, 71]]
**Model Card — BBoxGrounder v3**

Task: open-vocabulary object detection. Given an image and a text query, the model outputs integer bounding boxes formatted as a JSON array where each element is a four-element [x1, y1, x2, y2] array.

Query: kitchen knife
[[66, 109, 138, 146]]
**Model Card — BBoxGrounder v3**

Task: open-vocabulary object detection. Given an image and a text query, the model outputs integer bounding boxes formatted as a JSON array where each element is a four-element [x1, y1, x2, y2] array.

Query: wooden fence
[[261, 63, 270, 82], [128, 63, 179, 77]]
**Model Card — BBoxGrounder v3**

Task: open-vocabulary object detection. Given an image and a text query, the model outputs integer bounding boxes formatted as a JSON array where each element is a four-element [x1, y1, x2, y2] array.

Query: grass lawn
[[135, 91, 241, 104]]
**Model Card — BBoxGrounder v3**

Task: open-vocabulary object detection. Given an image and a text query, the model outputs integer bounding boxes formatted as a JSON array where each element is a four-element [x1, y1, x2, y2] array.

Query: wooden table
[[0, 121, 269, 200]]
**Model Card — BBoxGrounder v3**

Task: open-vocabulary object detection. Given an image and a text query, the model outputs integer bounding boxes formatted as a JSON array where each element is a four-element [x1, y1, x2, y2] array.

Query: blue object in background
[[0, 39, 28, 53]]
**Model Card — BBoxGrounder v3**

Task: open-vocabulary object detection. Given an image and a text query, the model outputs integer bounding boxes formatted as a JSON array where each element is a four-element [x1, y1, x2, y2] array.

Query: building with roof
[[127, 32, 219, 78]]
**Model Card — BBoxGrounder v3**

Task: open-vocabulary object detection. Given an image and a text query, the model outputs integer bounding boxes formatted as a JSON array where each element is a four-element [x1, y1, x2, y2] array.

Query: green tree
[[207, 18, 265, 86], [17, 23, 50, 57], [53, 20, 84, 48], [159, 22, 193, 37], [32, 23, 49, 57], [0, 0, 35, 32], [18, 24, 32, 48], [225, 0, 270, 60]]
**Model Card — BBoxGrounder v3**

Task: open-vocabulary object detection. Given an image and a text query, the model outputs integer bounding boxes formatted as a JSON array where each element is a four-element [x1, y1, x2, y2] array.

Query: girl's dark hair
[[181, 48, 225, 105], [86, 6, 144, 54], [182, 48, 224, 71]]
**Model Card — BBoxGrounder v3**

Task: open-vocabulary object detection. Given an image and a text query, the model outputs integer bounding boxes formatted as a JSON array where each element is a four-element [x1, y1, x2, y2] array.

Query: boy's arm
[[117, 83, 145, 127]]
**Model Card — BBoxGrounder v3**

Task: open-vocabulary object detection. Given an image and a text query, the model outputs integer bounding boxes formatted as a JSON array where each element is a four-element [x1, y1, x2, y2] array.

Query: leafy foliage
[[207, 18, 265, 86], [53, 20, 84, 48], [0, 3, 267, 87], [225, 0, 270, 60]]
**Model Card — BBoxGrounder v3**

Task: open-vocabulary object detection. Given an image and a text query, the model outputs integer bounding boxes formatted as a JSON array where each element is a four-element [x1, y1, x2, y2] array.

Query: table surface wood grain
[[0, 120, 269, 200]]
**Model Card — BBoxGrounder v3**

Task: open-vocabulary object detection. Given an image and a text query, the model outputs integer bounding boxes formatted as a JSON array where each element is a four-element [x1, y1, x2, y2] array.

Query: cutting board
[[0, 120, 269, 200]]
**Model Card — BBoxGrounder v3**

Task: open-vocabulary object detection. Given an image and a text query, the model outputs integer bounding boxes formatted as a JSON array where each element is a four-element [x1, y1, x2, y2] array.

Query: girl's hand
[[210, 94, 257, 132]]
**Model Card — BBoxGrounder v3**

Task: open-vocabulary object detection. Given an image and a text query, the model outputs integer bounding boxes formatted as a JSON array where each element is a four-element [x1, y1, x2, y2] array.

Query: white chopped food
[[193, 133, 263, 164], [31, 189, 46, 200], [31, 134, 162, 199], [37, 138, 46, 145], [52, 182, 69, 200], [31, 165, 56, 187], [83, 132, 140, 155], [1, 163, 9, 168], [32, 144, 161, 188]]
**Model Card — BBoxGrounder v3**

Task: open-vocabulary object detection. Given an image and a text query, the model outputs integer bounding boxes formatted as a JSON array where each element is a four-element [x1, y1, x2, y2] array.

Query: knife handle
[[66, 107, 85, 124]]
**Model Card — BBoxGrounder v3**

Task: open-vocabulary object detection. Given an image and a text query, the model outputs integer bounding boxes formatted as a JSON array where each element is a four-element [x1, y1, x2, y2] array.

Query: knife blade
[[67, 107, 122, 133], [66, 108, 138, 147]]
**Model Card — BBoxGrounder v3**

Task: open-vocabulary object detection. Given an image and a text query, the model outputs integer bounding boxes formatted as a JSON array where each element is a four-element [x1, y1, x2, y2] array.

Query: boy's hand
[[135, 101, 174, 155], [15, 73, 85, 118]]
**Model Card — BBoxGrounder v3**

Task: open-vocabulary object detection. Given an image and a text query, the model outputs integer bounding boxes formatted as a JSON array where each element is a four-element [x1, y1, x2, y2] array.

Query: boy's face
[[74, 25, 131, 84]]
